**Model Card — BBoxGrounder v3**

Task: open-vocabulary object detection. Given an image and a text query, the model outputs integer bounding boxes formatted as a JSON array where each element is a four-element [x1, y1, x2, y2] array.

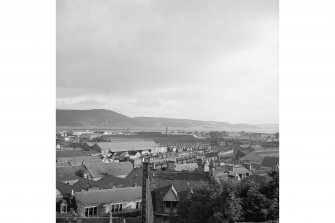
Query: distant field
[[255, 150, 279, 157]]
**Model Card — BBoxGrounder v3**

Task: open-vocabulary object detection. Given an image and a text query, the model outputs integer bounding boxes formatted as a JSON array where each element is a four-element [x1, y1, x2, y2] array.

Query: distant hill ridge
[[56, 109, 278, 132]]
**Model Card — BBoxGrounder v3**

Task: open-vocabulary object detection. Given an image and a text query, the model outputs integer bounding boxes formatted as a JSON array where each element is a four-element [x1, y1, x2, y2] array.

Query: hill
[[56, 109, 277, 132], [56, 109, 144, 127], [132, 117, 259, 130]]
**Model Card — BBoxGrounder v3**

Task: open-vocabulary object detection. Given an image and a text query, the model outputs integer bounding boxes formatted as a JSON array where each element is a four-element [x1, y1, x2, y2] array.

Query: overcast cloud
[[57, 0, 278, 124]]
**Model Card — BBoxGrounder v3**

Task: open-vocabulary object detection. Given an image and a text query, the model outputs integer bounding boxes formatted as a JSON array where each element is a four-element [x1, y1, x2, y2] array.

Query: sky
[[57, 0, 278, 124]]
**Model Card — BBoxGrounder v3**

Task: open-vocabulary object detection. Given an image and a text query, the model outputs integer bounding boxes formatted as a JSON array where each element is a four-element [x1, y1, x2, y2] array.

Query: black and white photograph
[[3, 0, 335, 223], [56, 0, 279, 222]]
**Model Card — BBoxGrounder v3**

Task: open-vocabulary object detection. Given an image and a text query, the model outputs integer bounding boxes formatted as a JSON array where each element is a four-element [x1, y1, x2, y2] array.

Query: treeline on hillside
[[175, 171, 279, 223]]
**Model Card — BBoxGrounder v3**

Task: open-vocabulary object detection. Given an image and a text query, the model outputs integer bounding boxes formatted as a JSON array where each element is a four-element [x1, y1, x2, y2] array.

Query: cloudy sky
[[57, 0, 278, 124]]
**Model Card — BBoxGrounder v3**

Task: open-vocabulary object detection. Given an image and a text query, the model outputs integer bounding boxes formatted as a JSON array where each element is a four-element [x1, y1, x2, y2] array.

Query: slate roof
[[251, 163, 261, 170], [125, 167, 143, 187], [162, 184, 180, 202], [57, 155, 102, 165], [174, 163, 198, 172], [240, 152, 263, 163], [233, 150, 247, 161], [215, 165, 234, 174], [56, 181, 81, 195], [75, 187, 142, 206], [73, 177, 111, 190], [97, 174, 132, 188], [56, 165, 86, 182], [250, 145, 264, 151], [92, 141, 158, 153], [84, 161, 133, 178], [56, 149, 99, 158], [150, 171, 211, 192], [261, 157, 279, 168]]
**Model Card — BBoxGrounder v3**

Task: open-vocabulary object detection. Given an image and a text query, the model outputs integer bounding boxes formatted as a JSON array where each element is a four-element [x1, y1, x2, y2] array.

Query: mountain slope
[[56, 109, 144, 127], [133, 117, 259, 130], [56, 109, 277, 131]]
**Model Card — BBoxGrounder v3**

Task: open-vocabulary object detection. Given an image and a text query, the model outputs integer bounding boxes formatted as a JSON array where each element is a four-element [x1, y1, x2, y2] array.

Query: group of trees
[[176, 171, 279, 223]]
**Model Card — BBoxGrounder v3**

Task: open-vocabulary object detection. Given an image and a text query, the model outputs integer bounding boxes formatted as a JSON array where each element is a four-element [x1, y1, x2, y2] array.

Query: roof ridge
[[76, 186, 141, 194]]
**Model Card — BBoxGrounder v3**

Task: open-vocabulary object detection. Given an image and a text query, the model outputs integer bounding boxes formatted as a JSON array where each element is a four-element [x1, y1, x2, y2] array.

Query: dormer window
[[136, 201, 141, 210], [111, 203, 123, 213], [60, 202, 68, 213], [83, 172, 90, 179], [163, 184, 180, 215], [85, 206, 97, 217]]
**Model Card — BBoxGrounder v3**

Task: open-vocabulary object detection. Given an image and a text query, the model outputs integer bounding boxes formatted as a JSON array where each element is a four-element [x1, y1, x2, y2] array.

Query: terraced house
[[75, 187, 142, 217]]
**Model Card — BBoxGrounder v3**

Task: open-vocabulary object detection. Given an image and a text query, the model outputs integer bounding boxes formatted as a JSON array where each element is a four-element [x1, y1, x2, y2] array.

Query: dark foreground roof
[[97, 174, 132, 188], [73, 177, 111, 190], [125, 167, 143, 187], [261, 156, 279, 168], [150, 171, 211, 191], [56, 181, 81, 195], [84, 161, 133, 178], [75, 187, 142, 206], [56, 165, 86, 182]]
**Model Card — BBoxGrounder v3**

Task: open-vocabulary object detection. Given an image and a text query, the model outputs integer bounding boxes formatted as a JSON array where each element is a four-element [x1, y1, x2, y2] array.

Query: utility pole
[[109, 209, 113, 223]]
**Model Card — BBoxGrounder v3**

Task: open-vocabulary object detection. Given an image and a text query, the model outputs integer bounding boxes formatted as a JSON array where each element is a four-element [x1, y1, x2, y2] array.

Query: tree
[[177, 188, 215, 223], [237, 171, 279, 222], [176, 172, 279, 223], [213, 181, 242, 223]]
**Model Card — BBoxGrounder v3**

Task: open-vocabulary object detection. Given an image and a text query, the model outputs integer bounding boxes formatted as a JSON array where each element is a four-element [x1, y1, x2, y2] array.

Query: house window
[[60, 203, 67, 213], [111, 203, 123, 213], [83, 172, 90, 179], [85, 206, 97, 217], [136, 201, 141, 210], [164, 201, 170, 209], [246, 173, 250, 177]]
